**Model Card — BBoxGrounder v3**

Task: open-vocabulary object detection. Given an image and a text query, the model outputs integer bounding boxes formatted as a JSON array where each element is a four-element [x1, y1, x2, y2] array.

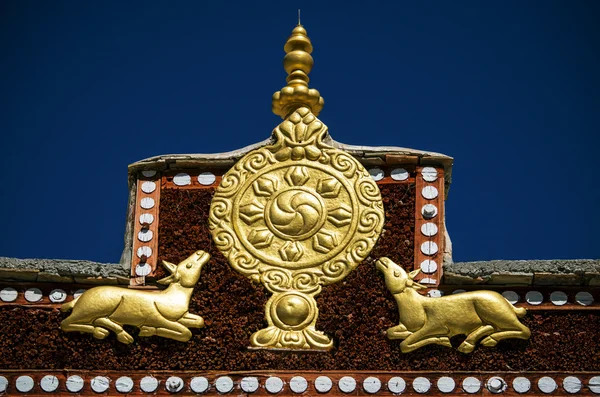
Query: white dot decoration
[[141, 181, 157, 193], [74, 289, 86, 298], [387, 377, 406, 394], [421, 241, 439, 255], [40, 375, 60, 392], [198, 172, 217, 186], [421, 222, 438, 237], [135, 263, 152, 277], [165, 376, 184, 393], [289, 376, 308, 394], [338, 376, 356, 393], [413, 377, 431, 394], [502, 290, 519, 305], [487, 377, 507, 394], [422, 185, 439, 199], [421, 166, 438, 182], [241, 377, 260, 393], [589, 376, 600, 394], [575, 291, 594, 306], [66, 375, 85, 393], [138, 229, 153, 242], [437, 377, 455, 393], [0, 287, 18, 302], [139, 213, 154, 225], [420, 259, 438, 274], [550, 291, 568, 306], [142, 170, 157, 177], [115, 376, 134, 393], [452, 289, 467, 294], [265, 377, 284, 394], [140, 197, 155, 209], [91, 376, 110, 393], [420, 277, 437, 284], [422, 204, 438, 219], [137, 246, 153, 259], [173, 173, 191, 186], [427, 289, 444, 298], [24, 288, 43, 302], [140, 376, 159, 393], [563, 376, 582, 394], [16, 375, 34, 393], [513, 377, 531, 394], [362, 377, 381, 394], [315, 376, 333, 393], [215, 376, 234, 394], [368, 168, 384, 181], [49, 289, 67, 303], [391, 168, 409, 181], [538, 376, 557, 394], [462, 377, 481, 394], [0, 376, 8, 393], [526, 291, 543, 305], [190, 377, 209, 393]]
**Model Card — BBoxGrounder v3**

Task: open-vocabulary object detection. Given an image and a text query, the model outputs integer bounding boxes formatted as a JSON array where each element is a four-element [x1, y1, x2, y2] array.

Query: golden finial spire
[[272, 21, 324, 118]]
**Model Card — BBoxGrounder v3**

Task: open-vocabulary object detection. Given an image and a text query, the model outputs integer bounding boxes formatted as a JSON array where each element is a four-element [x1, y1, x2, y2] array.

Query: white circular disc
[[513, 377, 531, 394], [421, 166, 438, 182], [215, 376, 234, 393], [40, 375, 60, 392], [139, 213, 154, 225], [314, 376, 332, 393], [420, 259, 438, 274], [550, 291, 568, 306], [198, 172, 217, 186], [422, 204, 438, 219], [173, 173, 191, 186], [91, 376, 110, 393], [502, 290, 520, 305], [413, 377, 431, 393], [526, 291, 543, 305], [1, 287, 18, 302], [24, 288, 43, 302], [427, 289, 443, 297], [486, 377, 507, 393], [387, 377, 406, 394], [422, 185, 439, 199], [165, 376, 184, 393], [368, 168, 384, 181], [241, 377, 259, 393], [338, 376, 356, 393], [437, 376, 455, 393], [141, 181, 156, 193], [362, 377, 381, 394], [575, 291, 594, 306], [74, 289, 86, 298], [137, 246, 152, 258], [190, 377, 209, 393], [135, 263, 152, 277], [421, 241, 439, 255], [563, 376, 582, 394], [452, 289, 467, 294], [538, 376, 557, 394], [265, 377, 283, 394], [421, 222, 438, 236], [141, 170, 157, 177], [140, 197, 155, 209], [420, 277, 437, 285], [16, 376, 34, 393], [138, 229, 153, 242], [66, 375, 85, 393], [462, 377, 481, 393], [115, 376, 134, 393], [0, 376, 8, 393], [140, 376, 159, 393], [289, 376, 307, 393], [391, 168, 409, 181], [49, 289, 67, 303], [589, 376, 600, 394]]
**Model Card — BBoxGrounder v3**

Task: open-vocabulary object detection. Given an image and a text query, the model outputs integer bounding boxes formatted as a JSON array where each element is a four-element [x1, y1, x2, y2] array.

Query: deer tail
[[513, 306, 527, 318], [60, 296, 80, 312]]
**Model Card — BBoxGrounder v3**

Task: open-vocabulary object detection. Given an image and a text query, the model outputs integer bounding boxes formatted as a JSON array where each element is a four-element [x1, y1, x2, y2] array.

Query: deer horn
[[408, 268, 421, 279]]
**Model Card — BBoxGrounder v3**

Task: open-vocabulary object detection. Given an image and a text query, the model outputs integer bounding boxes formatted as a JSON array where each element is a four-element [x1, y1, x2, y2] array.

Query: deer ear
[[162, 260, 177, 274], [408, 269, 421, 279]]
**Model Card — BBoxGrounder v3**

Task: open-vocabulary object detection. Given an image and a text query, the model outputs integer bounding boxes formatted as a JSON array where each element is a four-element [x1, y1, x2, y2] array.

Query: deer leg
[[481, 324, 531, 347], [387, 323, 412, 340], [61, 314, 110, 339], [458, 325, 495, 353], [400, 325, 451, 353], [93, 317, 134, 344], [142, 317, 193, 342], [178, 312, 204, 328]]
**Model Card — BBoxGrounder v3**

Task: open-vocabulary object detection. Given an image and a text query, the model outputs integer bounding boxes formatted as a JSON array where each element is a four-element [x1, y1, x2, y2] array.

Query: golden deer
[[376, 257, 531, 353], [61, 251, 210, 344]]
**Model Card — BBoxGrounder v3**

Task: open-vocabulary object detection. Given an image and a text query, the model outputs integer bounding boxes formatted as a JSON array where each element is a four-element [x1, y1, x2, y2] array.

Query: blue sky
[[1, 1, 598, 263]]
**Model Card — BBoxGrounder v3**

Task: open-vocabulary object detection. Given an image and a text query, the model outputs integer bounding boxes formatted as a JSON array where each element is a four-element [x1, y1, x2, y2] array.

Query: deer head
[[376, 257, 426, 294], [158, 250, 211, 288]]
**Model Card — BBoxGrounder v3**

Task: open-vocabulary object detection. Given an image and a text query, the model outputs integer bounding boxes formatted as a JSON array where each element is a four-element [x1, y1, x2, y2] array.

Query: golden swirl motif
[[266, 188, 326, 240]]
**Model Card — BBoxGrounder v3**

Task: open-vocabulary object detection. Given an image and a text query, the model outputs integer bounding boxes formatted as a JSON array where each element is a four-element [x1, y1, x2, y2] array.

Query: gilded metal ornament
[[376, 257, 531, 353], [61, 251, 210, 344]]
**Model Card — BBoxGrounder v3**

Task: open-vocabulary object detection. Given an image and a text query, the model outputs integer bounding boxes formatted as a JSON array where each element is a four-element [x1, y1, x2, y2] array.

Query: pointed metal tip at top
[[298, 9, 301, 26]]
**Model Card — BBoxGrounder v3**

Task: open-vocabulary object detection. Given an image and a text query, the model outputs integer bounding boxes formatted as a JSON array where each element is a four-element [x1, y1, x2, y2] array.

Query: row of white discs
[[1, 374, 598, 394], [136, 170, 159, 276], [0, 287, 84, 303]]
